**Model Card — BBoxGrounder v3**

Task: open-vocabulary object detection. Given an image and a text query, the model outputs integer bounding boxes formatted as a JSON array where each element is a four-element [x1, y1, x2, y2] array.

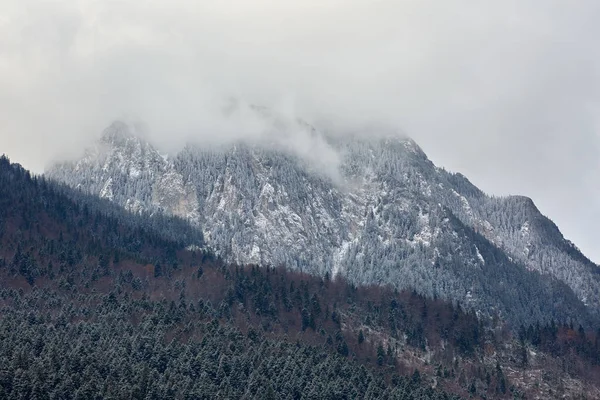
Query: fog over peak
[[1, 0, 600, 261]]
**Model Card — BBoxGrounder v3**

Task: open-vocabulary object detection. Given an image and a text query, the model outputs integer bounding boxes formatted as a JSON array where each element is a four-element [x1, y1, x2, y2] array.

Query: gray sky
[[1, 0, 599, 262]]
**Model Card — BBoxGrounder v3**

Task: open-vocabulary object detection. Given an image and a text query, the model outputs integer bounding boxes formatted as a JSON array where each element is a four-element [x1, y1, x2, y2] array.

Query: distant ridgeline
[[1, 155, 600, 398], [46, 119, 600, 329]]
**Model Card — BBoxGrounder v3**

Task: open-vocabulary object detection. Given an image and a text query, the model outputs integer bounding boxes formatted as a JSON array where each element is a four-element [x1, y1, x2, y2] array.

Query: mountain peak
[[47, 118, 600, 325], [100, 120, 148, 146]]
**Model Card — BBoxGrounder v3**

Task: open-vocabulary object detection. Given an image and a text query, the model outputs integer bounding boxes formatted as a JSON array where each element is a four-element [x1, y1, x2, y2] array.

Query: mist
[[1, 0, 600, 261]]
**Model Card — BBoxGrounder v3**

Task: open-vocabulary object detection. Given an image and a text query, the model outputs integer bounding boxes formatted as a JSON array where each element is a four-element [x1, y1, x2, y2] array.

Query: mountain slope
[[438, 169, 600, 309], [47, 119, 600, 327]]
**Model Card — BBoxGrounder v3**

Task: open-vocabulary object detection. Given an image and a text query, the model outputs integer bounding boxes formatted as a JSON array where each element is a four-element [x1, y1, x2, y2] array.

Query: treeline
[[0, 287, 458, 400]]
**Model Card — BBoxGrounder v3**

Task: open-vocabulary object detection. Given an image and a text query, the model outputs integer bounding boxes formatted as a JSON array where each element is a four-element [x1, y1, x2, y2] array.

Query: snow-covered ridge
[[46, 117, 600, 325]]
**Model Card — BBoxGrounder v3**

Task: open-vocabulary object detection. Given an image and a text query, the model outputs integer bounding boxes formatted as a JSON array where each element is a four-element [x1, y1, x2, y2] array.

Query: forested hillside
[[2, 155, 600, 398]]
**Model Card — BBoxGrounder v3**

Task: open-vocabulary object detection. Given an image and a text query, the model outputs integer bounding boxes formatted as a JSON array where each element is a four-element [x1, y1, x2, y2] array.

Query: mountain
[[47, 118, 600, 327], [3, 155, 600, 399]]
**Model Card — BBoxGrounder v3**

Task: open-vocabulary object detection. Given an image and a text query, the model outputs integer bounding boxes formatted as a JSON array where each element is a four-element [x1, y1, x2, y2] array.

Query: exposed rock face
[[50, 121, 200, 224]]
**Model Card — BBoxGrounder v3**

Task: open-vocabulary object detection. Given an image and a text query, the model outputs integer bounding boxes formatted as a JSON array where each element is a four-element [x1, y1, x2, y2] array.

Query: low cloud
[[1, 0, 600, 261]]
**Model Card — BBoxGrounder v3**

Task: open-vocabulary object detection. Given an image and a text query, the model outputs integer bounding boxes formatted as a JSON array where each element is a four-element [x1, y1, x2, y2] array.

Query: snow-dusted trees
[[44, 123, 600, 327]]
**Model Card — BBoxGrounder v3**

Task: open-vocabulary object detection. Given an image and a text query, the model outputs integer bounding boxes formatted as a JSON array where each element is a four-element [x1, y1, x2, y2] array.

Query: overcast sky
[[1, 0, 599, 262]]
